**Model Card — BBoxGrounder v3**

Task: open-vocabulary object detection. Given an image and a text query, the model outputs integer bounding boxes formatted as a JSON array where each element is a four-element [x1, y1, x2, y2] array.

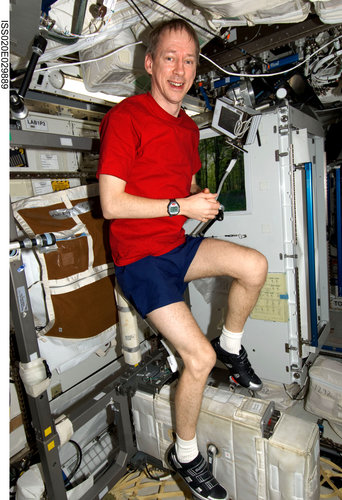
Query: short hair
[[146, 18, 200, 64]]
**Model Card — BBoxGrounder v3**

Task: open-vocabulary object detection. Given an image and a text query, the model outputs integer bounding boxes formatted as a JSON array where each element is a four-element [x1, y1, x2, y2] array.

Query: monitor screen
[[218, 106, 241, 137], [211, 97, 261, 145], [212, 99, 244, 139]]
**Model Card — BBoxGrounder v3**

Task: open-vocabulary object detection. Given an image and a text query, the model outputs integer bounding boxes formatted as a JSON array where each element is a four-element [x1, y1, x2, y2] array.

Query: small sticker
[[47, 440, 55, 451], [32, 180, 53, 196], [250, 402, 263, 413], [40, 153, 59, 171], [17, 286, 28, 313], [51, 180, 70, 192], [44, 426, 52, 437], [60, 137, 73, 147]]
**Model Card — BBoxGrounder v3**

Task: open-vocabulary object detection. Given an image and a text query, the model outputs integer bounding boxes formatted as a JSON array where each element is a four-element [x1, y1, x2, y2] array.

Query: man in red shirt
[[98, 19, 267, 500]]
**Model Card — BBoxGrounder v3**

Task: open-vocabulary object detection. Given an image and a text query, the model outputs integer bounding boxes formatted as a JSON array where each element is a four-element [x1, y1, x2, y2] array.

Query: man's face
[[145, 28, 197, 116]]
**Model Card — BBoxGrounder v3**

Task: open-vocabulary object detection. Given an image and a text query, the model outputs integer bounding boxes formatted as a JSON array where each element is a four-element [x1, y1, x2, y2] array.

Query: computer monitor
[[212, 96, 261, 145]]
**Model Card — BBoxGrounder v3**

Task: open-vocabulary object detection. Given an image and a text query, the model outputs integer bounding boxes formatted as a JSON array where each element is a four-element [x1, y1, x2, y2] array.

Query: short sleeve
[[97, 106, 139, 181]]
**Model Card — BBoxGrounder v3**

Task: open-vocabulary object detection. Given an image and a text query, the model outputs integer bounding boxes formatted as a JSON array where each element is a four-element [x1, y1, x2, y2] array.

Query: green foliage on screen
[[198, 136, 246, 211]]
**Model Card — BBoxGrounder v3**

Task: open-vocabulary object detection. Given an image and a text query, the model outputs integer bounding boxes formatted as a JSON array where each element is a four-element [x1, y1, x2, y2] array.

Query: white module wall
[[188, 104, 330, 386]]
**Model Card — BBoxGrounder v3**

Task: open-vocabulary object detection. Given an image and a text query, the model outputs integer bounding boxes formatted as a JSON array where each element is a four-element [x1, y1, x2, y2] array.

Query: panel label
[[25, 118, 48, 131], [250, 273, 289, 322]]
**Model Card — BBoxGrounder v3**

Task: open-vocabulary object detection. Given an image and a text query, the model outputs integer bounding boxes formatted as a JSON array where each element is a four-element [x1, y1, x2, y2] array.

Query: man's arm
[[99, 174, 170, 220], [98, 173, 220, 221]]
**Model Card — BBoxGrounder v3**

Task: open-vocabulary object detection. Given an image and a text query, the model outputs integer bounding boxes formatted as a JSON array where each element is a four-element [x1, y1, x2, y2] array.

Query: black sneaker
[[211, 337, 263, 391], [167, 444, 228, 500]]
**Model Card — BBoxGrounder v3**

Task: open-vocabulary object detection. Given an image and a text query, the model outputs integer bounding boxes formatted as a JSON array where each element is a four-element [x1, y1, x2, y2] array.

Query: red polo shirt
[[97, 92, 201, 266]]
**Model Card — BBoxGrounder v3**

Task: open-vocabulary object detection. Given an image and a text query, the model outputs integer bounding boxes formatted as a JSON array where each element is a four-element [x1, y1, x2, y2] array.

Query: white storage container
[[305, 355, 342, 425], [131, 383, 320, 500]]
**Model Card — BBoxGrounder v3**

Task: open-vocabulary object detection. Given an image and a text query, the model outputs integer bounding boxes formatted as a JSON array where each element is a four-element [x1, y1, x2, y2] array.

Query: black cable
[[320, 444, 342, 461], [63, 440, 83, 486], [128, 0, 153, 28], [147, 0, 218, 38]]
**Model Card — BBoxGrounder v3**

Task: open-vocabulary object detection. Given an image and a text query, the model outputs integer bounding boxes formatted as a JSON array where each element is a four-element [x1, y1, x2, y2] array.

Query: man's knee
[[255, 251, 268, 285], [241, 249, 268, 288], [182, 341, 216, 380]]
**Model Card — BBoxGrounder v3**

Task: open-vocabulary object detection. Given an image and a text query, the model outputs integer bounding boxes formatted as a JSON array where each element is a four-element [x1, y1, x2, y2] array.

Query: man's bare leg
[[148, 300, 228, 499], [147, 300, 216, 440], [185, 238, 268, 389]]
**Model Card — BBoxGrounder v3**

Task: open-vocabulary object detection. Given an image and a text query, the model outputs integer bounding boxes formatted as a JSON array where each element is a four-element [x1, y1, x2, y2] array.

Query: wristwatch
[[167, 199, 180, 216]]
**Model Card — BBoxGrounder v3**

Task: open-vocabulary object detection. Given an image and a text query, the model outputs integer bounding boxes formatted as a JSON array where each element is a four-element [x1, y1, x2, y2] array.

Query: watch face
[[168, 200, 180, 216]]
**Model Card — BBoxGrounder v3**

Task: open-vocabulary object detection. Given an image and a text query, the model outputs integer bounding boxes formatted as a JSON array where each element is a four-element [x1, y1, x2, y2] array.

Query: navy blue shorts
[[114, 235, 204, 318]]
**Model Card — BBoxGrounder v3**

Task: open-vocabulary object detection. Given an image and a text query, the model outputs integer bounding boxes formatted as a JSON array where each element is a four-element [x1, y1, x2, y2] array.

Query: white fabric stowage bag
[[305, 355, 342, 425], [131, 383, 320, 500]]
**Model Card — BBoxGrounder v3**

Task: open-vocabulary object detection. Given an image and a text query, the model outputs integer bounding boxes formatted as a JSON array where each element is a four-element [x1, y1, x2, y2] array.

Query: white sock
[[219, 326, 243, 355], [175, 434, 198, 463]]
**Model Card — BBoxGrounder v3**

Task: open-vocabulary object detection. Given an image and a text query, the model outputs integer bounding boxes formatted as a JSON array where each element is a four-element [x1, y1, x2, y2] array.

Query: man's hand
[[180, 188, 220, 222]]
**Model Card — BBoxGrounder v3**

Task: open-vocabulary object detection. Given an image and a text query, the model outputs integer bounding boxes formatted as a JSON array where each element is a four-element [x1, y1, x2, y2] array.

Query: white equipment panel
[[10, 111, 100, 200], [189, 103, 330, 385]]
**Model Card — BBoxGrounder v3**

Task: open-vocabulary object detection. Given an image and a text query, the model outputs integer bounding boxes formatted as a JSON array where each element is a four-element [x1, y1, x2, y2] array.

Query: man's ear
[[144, 53, 152, 75]]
